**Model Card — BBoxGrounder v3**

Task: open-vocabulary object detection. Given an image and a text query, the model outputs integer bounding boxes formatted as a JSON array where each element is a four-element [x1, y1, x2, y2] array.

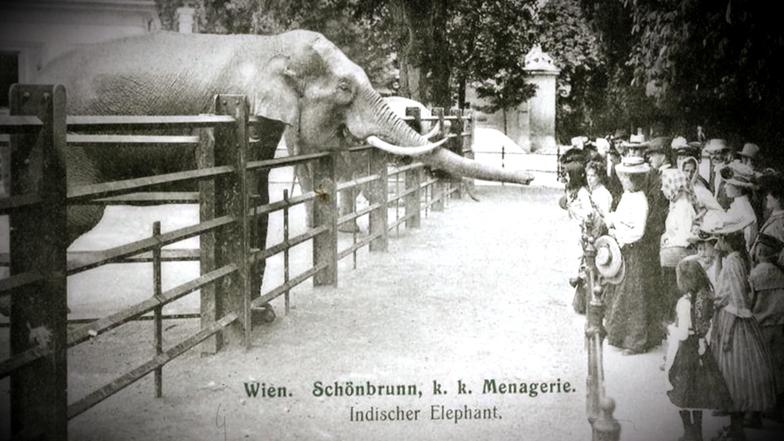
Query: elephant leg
[[337, 187, 361, 233], [295, 163, 316, 229], [66, 146, 105, 247], [248, 119, 285, 321]]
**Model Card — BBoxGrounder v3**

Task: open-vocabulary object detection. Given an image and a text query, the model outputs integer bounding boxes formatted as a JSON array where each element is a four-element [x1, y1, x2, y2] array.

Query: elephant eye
[[337, 81, 351, 93]]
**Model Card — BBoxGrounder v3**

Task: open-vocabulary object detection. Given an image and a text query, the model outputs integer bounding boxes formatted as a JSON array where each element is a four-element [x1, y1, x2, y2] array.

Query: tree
[[576, 0, 784, 154], [448, 0, 539, 115], [536, 0, 603, 141], [625, 0, 784, 147]]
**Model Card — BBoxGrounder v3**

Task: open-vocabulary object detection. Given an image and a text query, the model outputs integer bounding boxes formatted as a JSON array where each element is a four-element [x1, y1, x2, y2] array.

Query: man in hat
[[738, 143, 761, 169], [703, 138, 733, 208], [643, 137, 671, 292], [611, 128, 628, 157], [672, 137, 701, 168]]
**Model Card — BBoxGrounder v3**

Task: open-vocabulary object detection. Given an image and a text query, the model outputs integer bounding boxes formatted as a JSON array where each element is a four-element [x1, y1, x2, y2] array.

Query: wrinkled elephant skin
[[29, 30, 533, 249]]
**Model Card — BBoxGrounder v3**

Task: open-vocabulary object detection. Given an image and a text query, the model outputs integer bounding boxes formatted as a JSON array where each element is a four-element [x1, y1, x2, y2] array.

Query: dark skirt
[[710, 309, 777, 411], [605, 242, 663, 352], [667, 335, 733, 409], [660, 266, 678, 323]]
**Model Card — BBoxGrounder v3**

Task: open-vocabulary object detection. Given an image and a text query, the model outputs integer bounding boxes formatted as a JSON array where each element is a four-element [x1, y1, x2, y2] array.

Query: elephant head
[[250, 31, 533, 185]]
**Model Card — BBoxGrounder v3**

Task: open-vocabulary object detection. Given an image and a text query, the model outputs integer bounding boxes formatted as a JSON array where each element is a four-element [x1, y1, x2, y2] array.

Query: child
[[710, 231, 777, 440], [749, 233, 784, 422], [667, 256, 732, 441]]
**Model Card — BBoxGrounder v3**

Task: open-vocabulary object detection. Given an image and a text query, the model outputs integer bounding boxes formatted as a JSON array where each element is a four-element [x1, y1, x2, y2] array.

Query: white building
[[0, 0, 162, 195]]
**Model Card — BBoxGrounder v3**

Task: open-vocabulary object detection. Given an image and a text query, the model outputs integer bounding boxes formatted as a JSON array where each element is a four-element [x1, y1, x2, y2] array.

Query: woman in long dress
[[602, 157, 662, 354], [560, 161, 592, 313], [710, 231, 777, 440]]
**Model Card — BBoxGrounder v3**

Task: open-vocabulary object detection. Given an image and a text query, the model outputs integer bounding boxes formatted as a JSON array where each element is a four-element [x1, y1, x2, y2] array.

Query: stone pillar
[[176, 6, 195, 34], [523, 45, 559, 152]]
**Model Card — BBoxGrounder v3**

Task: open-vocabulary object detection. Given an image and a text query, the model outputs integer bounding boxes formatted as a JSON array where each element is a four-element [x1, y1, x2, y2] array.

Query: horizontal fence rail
[[0, 85, 475, 440]]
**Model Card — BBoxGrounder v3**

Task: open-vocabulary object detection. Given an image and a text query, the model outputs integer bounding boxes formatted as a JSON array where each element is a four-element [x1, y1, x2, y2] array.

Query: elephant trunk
[[348, 88, 534, 185]]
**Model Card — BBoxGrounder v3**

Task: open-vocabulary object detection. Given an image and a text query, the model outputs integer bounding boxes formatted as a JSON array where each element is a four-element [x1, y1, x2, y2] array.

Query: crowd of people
[[559, 133, 784, 441]]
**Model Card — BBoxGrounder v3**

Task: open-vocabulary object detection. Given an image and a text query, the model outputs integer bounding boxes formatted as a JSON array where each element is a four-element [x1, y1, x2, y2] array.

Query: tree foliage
[[575, 0, 784, 150], [624, 0, 784, 146], [448, 0, 539, 113], [535, 0, 603, 141]]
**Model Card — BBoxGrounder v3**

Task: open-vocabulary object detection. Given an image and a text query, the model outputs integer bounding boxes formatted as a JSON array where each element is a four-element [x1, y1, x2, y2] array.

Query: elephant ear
[[253, 55, 299, 126]]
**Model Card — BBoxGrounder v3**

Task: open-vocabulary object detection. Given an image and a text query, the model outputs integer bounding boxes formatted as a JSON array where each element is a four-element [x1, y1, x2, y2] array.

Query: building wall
[[0, 0, 161, 196], [465, 86, 531, 152]]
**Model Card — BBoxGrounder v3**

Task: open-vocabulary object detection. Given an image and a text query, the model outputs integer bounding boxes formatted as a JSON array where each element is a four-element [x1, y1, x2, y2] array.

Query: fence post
[[582, 219, 621, 441], [313, 151, 338, 286], [368, 148, 388, 252], [212, 94, 251, 348], [283, 189, 291, 314], [152, 221, 163, 398], [405, 165, 421, 229], [405, 106, 423, 134], [431, 107, 445, 212], [403, 106, 423, 230], [449, 108, 465, 198], [197, 126, 223, 355], [8, 84, 68, 441]]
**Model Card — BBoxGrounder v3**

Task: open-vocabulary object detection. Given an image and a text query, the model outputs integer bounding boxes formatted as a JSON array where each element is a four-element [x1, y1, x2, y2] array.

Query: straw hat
[[615, 155, 651, 175], [723, 160, 757, 189], [686, 230, 719, 245], [671, 136, 689, 150], [595, 236, 625, 284]]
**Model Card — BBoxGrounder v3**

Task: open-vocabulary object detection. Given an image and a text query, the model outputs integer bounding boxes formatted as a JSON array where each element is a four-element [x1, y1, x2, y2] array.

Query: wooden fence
[[0, 84, 475, 440]]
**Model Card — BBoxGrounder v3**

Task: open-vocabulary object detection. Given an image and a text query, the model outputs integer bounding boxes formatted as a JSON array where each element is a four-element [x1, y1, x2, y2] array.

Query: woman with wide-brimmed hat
[[600, 156, 663, 354], [702, 161, 759, 252]]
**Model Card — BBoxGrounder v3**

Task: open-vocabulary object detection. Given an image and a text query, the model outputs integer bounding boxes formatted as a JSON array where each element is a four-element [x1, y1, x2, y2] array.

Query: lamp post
[[581, 214, 621, 441]]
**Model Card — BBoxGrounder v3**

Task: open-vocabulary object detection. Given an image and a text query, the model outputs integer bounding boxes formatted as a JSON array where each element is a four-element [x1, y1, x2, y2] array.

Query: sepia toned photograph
[[1, 1, 784, 440]]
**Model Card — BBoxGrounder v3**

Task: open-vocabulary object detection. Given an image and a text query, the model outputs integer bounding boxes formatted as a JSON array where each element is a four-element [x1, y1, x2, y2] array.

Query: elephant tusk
[[424, 123, 441, 140], [366, 135, 448, 156]]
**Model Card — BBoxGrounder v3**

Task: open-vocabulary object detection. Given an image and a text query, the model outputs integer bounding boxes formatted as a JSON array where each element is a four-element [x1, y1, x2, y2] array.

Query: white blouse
[[702, 194, 758, 250], [589, 184, 613, 218], [661, 194, 696, 249], [608, 191, 648, 246]]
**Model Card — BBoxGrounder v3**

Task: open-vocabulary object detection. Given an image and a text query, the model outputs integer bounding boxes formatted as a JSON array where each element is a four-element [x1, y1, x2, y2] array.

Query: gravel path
[[4, 185, 783, 440]]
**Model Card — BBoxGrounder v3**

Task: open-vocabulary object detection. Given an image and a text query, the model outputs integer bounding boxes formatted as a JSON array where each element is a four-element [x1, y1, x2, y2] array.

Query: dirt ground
[[2, 184, 784, 441]]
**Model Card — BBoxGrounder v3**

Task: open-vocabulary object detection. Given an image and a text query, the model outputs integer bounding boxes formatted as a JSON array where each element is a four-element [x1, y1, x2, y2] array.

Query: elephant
[[23, 29, 534, 302], [285, 95, 438, 232]]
